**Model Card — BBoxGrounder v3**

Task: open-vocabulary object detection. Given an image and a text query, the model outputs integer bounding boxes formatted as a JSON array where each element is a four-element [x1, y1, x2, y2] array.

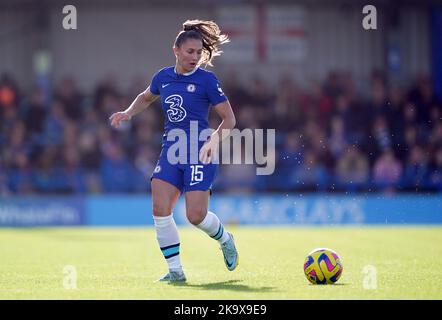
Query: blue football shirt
[[149, 66, 228, 151]]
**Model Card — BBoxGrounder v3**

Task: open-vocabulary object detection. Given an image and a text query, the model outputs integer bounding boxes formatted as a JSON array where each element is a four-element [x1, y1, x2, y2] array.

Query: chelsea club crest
[[186, 84, 196, 92]]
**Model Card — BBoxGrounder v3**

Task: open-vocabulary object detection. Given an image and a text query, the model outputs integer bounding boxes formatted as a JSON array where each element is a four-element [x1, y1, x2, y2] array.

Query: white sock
[[196, 211, 230, 244], [153, 214, 182, 271]]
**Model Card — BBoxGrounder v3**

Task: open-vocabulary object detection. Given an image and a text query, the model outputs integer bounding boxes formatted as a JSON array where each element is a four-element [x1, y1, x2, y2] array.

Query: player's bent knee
[[186, 207, 207, 225]]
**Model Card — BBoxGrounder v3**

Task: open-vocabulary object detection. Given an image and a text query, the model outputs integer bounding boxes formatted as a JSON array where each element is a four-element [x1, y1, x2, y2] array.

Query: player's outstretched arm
[[211, 100, 236, 141], [199, 100, 236, 164], [109, 86, 158, 128]]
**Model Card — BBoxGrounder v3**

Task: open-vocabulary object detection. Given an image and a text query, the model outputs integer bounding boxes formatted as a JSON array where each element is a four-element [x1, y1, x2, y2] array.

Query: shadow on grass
[[31, 231, 141, 242], [168, 279, 277, 292], [307, 282, 348, 286]]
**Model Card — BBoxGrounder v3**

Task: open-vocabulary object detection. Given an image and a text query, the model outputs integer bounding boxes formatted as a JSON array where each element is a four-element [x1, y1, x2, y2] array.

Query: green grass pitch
[[0, 226, 441, 299]]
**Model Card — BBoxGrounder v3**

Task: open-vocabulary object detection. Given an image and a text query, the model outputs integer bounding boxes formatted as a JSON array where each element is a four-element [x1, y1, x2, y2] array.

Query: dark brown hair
[[174, 19, 229, 67]]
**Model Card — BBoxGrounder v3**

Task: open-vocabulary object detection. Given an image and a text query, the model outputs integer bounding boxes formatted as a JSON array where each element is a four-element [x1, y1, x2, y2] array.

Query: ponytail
[[174, 19, 229, 66]]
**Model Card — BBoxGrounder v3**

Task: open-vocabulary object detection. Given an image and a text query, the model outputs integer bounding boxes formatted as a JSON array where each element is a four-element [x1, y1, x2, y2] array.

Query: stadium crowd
[[0, 70, 441, 194]]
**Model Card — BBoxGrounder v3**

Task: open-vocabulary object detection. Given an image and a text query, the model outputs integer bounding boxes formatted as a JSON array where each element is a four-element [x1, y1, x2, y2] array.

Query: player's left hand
[[199, 133, 219, 164]]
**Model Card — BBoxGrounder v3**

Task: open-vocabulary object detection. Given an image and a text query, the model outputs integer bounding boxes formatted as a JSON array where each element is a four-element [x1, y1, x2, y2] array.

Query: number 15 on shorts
[[190, 165, 204, 184]]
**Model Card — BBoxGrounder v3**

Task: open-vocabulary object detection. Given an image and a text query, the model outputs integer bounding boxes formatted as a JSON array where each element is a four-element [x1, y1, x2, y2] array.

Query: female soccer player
[[110, 20, 238, 282]]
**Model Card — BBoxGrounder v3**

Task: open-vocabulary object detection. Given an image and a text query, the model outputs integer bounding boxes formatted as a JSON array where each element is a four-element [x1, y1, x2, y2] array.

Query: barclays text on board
[[0, 195, 441, 227]]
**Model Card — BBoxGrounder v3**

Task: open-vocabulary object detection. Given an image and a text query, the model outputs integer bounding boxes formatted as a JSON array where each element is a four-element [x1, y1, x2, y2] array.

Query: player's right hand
[[109, 111, 131, 128]]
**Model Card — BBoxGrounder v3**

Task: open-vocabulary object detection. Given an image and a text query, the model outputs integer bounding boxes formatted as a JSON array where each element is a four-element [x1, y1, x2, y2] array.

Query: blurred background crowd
[[1, 0, 442, 195], [1, 69, 441, 195]]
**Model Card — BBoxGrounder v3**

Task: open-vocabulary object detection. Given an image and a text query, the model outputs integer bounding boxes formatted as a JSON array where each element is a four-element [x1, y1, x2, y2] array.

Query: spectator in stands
[[100, 142, 134, 192], [429, 147, 442, 191], [222, 70, 249, 114], [59, 145, 87, 193], [402, 145, 430, 190], [217, 144, 257, 193], [395, 124, 419, 160], [369, 116, 392, 162], [43, 99, 67, 146], [3, 121, 29, 166], [32, 146, 59, 193], [0, 73, 19, 109], [429, 122, 442, 150], [236, 105, 260, 130], [93, 73, 120, 115], [54, 77, 84, 121], [1, 70, 441, 194], [323, 71, 343, 101], [368, 77, 389, 119], [294, 149, 328, 191], [408, 74, 437, 126], [274, 73, 298, 119], [332, 94, 352, 133], [328, 115, 349, 159], [24, 88, 48, 138], [429, 104, 442, 128], [132, 145, 156, 192], [249, 76, 273, 110], [386, 86, 405, 125], [6, 151, 34, 194], [278, 131, 304, 169], [402, 101, 418, 129], [1, 101, 19, 144], [372, 148, 403, 192], [80, 107, 101, 135], [335, 145, 370, 191], [309, 80, 333, 127], [308, 125, 333, 171], [101, 92, 121, 119]]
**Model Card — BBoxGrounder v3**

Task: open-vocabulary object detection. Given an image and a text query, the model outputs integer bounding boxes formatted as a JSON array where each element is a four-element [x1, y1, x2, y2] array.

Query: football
[[304, 248, 343, 284]]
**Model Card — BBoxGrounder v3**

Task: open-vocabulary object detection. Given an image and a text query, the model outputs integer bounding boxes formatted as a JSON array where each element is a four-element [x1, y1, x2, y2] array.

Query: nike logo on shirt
[[162, 83, 170, 88]]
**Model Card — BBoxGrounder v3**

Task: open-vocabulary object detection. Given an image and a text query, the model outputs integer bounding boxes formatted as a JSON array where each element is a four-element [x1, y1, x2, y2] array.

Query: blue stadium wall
[[0, 195, 441, 227]]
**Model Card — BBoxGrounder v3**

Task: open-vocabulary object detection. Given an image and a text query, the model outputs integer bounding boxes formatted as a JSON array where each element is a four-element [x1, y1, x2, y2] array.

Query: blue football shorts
[[150, 148, 218, 194]]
